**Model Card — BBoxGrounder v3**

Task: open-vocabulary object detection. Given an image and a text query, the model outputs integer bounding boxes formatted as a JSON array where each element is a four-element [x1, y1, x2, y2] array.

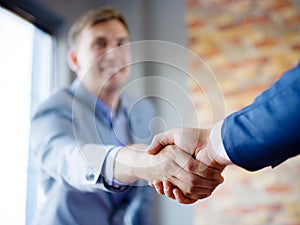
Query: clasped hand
[[147, 128, 225, 204]]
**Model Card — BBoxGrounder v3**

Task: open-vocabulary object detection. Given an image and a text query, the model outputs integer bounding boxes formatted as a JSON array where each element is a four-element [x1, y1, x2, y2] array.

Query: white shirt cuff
[[104, 146, 122, 184], [103, 146, 130, 188], [210, 120, 232, 164]]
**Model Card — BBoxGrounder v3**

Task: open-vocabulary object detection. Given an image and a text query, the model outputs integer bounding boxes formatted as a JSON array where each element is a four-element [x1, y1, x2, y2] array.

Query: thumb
[[196, 146, 225, 171], [195, 148, 212, 166], [147, 131, 175, 154]]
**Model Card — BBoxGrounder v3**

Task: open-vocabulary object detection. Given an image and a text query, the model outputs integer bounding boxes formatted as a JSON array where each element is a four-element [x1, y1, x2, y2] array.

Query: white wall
[[141, 2, 195, 224]]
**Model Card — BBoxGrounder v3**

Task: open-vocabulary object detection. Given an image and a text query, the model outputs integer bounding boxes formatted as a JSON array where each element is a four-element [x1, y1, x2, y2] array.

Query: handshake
[[147, 128, 230, 204], [115, 127, 232, 205]]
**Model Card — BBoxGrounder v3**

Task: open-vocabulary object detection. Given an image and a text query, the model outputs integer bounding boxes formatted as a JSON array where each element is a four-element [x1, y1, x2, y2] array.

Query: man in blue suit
[[147, 62, 300, 203], [30, 7, 223, 225]]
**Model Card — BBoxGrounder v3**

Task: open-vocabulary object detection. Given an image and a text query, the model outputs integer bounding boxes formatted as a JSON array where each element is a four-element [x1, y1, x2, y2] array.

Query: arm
[[196, 63, 300, 171], [31, 96, 223, 196], [31, 93, 130, 193], [147, 62, 300, 203], [221, 62, 300, 171]]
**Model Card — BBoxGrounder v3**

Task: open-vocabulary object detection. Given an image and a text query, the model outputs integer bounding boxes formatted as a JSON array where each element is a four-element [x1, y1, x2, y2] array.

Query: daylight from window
[[0, 7, 53, 225]]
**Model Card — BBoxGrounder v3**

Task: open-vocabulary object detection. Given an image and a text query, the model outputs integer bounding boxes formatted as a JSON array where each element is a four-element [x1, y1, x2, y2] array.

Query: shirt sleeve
[[101, 146, 130, 191], [31, 96, 128, 193], [209, 120, 232, 164]]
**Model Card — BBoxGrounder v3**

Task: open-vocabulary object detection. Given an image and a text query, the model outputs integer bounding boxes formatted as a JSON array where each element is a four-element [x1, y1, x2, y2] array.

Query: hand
[[150, 149, 225, 204], [150, 158, 225, 204], [151, 180, 199, 204], [147, 128, 226, 203], [114, 144, 223, 199], [148, 127, 231, 166], [148, 145, 224, 199], [147, 128, 209, 156], [151, 167, 224, 205]]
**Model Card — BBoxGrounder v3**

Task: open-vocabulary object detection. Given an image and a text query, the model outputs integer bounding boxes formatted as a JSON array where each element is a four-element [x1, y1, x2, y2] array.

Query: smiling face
[[68, 19, 131, 97]]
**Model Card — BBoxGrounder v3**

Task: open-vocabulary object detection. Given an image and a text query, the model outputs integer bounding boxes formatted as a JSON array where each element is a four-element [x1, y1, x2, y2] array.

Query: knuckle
[[161, 162, 172, 172], [209, 180, 221, 189], [203, 168, 213, 178], [166, 145, 175, 151], [184, 184, 195, 194], [188, 177, 198, 187], [198, 163, 208, 173], [152, 135, 159, 142], [153, 134, 163, 143], [183, 175, 199, 188], [185, 160, 195, 173]]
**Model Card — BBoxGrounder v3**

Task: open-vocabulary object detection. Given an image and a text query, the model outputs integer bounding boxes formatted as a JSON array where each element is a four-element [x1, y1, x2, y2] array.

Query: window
[[0, 6, 55, 225]]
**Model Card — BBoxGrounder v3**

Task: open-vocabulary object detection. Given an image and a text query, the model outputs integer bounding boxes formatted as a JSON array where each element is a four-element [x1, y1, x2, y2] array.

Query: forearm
[[31, 105, 114, 191], [222, 64, 300, 170], [34, 137, 115, 192]]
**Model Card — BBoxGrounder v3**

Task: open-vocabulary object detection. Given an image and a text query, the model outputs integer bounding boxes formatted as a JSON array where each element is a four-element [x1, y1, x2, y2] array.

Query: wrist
[[114, 144, 148, 184]]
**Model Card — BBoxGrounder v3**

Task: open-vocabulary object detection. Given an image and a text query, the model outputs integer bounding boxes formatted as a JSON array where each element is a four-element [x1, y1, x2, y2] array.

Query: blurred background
[[0, 0, 299, 224]]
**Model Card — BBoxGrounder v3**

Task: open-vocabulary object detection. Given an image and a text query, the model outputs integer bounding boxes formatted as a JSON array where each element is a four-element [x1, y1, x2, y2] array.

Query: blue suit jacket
[[31, 80, 156, 225], [222, 62, 300, 171]]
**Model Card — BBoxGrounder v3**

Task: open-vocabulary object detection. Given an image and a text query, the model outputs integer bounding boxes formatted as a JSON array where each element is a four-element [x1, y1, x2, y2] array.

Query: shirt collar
[[95, 97, 129, 127], [69, 78, 129, 124]]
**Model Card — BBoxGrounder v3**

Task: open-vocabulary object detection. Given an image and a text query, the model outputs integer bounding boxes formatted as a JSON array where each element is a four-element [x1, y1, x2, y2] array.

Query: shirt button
[[85, 173, 95, 181]]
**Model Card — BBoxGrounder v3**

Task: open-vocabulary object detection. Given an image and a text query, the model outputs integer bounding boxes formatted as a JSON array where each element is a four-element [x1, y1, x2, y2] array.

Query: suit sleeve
[[222, 62, 300, 171]]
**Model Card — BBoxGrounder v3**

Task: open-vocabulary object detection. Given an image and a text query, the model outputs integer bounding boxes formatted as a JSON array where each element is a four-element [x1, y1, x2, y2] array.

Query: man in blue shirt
[[30, 7, 224, 225]]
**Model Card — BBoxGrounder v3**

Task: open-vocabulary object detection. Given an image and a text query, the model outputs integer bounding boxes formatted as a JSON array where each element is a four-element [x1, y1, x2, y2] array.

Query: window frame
[[0, 0, 62, 35]]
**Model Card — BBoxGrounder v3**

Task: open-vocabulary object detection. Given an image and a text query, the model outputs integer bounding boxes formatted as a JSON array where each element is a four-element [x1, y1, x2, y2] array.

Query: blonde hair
[[67, 7, 128, 48]]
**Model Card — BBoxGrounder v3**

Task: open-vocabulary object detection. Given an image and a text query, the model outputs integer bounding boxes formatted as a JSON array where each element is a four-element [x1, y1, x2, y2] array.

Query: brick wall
[[185, 0, 300, 224]]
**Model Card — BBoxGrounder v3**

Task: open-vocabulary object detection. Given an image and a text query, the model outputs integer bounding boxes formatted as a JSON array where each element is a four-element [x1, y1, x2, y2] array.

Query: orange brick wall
[[185, 0, 300, 224]]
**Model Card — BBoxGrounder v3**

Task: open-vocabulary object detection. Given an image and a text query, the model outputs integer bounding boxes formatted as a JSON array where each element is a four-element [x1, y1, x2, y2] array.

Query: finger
[[175, 169, 223, 191], [147, 133, 168, 154], [209, 160, 226, 171], [173, 188, 211, 204], [147, 130, 176, 155], [168, 175, 217, 197], [173, 148, 223, 181], [196, 148, 226, 171], [177, 174, 224, 199], [163, 180, 175, 199], [173, 188, 198, 204], [153, 181, 165, 195], [163, 150, 223, 190], [197, 162, 224, 180]]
